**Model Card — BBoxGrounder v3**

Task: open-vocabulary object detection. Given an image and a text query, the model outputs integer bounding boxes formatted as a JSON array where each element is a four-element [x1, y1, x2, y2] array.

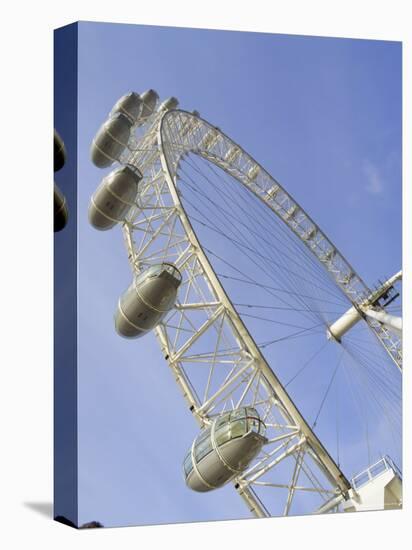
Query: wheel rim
[[120, 109, 401, 517]]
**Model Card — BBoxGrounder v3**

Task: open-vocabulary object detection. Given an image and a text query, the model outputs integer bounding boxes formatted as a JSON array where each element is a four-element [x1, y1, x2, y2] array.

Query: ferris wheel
[[88, 91, 402, 518]]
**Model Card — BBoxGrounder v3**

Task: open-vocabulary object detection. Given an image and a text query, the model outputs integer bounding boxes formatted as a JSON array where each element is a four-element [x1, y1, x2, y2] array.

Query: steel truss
[[120, 110, 400, 517]]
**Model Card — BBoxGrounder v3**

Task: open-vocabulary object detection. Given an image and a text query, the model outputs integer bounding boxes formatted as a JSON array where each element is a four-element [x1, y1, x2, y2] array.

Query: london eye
[[88, 90, 402, 518]]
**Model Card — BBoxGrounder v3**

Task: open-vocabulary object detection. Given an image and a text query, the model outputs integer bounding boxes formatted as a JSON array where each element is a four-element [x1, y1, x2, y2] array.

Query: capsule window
[[215, 423, 231, 446], [161, 263, 182, 284], [243, 408, 265, 435], [231, 419, 247, 439], [215, 412, 230, 428], [247, 417, 261, 433], [195, 437, 213, 462], [146, 265, 163, 279], [196, 427, 211, 445], [183, 453, 193, 476], [134, 265, 162, 286], [230, 409, 246, 421]]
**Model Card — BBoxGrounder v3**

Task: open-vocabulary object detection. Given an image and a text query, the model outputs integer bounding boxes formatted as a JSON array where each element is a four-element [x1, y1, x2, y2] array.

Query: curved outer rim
[[155, 111, 352, 497], [167, 112, 370, 295], [158, 110, 402, 370], [121, 108, 400, 516]]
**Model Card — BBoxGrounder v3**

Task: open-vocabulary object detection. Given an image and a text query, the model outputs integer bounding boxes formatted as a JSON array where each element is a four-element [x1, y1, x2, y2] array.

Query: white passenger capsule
[[111, 92, 142, 124], [90, 112, 133, 168], [183, 408, 267, 492], [139, 89, 159, 120], [115, 263, 182, 338], [158, 96, 179, 112], [88, 165, 142, 230]]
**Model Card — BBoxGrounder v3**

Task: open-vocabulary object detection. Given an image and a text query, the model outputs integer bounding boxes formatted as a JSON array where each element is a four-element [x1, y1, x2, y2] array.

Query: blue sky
[[74, 22, 401, 526]]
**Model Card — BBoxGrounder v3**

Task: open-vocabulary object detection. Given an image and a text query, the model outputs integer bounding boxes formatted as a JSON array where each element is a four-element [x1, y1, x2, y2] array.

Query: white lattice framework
[[118, 109, 401, 517]]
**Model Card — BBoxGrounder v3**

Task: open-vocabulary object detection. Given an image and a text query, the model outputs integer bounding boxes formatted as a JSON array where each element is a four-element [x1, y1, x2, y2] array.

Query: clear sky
[[74, 21, 401, 527]]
